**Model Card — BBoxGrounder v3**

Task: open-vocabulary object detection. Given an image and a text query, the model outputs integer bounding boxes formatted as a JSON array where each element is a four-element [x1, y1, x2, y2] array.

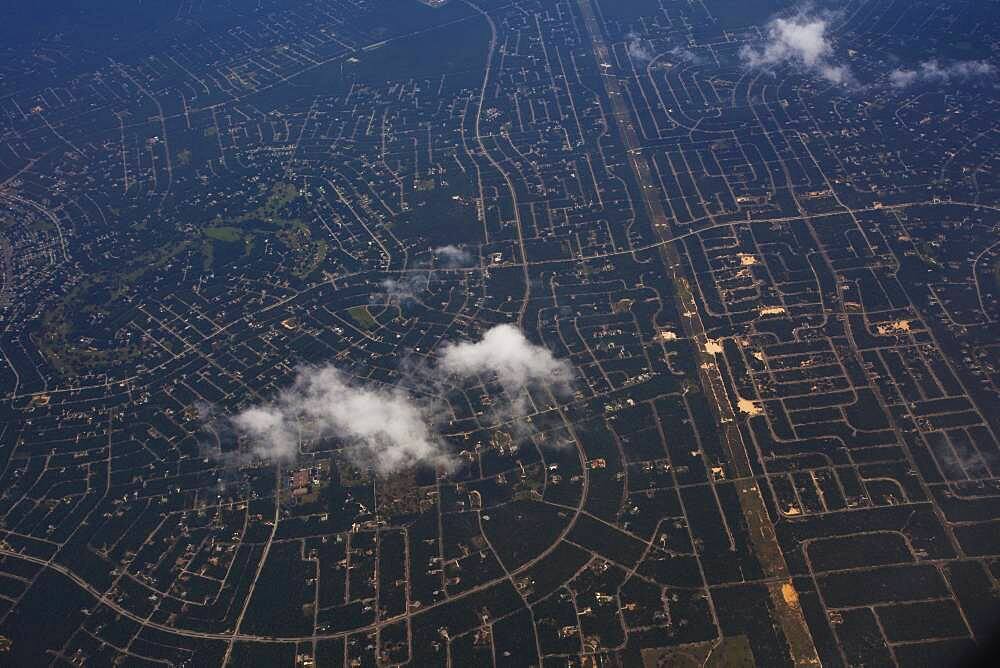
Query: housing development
[[0, 0, 998, 665]]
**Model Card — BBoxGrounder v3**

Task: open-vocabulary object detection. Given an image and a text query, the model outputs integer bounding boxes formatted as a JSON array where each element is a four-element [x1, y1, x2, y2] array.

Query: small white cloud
[[232, 406, 295, 458], [231, 365, 451, 475], [889, 68, 919, 88], [433, 245, 473, 267], [220, 325, 574, 475], [626, 33, 655, 64], [741, 10, 852, 85], [379, 272, 430, 303], [669, 46, 704, 66], [438, 323, 573, 397], [889, 59, 995, 88]]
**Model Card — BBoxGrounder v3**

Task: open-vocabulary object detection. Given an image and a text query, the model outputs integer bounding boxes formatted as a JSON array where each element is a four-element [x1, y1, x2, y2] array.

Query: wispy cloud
[[433, 244, 474, 267], [626, 33, 655, 65], [376, 246, 474, 304], [438, 323, 574, 438], [219, 325, 572, 475], [231, 366, 450, 474], [669, 46, 704, 66], [379, 272, 430, 304], [889, 59, 995, 88], [438, 323, 573, 399], [740, 9, 851, 85]]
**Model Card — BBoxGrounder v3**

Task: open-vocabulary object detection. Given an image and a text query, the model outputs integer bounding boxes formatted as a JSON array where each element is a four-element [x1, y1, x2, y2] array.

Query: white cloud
[[379, 272, 430, 304], [889, 68, 919, 88], [232, 406, 296, 459], [626, 33, 655, 64], [381, 245, 476, 301], [231, 365, 451, 474], [669, 46, 704, 66], [438, 324, 573, 397], [741, 10, 852, 85], [221, 325, 573, 475], [890, 59, 995, 88], [433, 244, 473, 267]]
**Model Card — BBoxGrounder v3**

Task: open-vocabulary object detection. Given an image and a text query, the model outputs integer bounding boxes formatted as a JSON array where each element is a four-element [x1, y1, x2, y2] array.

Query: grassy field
[[347, 305, 377, 330], [640, 635, 755, 668], [204, 226, 242, 242]]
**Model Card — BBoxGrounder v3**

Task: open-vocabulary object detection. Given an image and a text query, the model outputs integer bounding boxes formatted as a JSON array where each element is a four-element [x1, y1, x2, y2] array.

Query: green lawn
[[347, 305, 377, 330]]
